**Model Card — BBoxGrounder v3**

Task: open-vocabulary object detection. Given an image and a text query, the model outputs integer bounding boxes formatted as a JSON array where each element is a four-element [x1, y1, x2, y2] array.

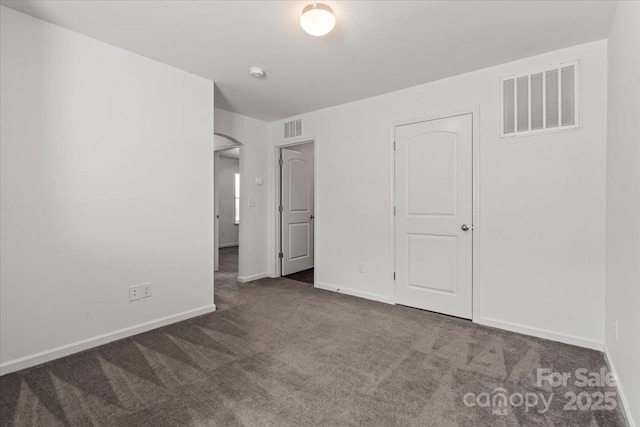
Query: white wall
[[214, 108, 269, 281], [218, 155, 240, 246], [0, 7, 214, 372], [268, 41, 608, 349], [605, 1, 640, 425]]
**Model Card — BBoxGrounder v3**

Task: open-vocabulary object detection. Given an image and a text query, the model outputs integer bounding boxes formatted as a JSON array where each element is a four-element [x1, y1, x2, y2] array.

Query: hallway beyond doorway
[[216, 246, 238, 283], [283, 268, 314, 285]]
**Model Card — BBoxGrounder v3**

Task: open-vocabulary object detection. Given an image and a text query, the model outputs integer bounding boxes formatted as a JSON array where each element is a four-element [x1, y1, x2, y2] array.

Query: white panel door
[[281, 148, 314, 275], [395, 114, 473, 319]]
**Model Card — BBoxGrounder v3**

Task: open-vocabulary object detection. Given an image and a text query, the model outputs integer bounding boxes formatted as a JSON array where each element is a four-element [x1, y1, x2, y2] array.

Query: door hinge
[[279, 158, 283, 166], [393, 206, 396, 216], [279, 205, 283, 213], [279, 252, 284, 259], [393, 141, 396, 151], [393, 272, 396, 280]]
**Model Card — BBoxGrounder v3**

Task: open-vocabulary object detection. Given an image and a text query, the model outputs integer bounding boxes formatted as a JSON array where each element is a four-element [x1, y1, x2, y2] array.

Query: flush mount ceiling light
[[249, 67, 266, 79], [300, 3, 336, 37]]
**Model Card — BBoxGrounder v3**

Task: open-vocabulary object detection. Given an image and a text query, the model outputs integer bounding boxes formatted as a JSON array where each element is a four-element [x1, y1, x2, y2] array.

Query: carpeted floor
[[0, 246, 627, 426]]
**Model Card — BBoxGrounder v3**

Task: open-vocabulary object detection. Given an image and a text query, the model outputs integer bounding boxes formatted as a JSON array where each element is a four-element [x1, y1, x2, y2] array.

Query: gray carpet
[[0, 246, 628, 426]]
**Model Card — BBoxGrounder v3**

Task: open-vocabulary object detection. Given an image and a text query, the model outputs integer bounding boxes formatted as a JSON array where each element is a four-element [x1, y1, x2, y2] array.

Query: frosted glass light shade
[[300, 3, 336, 37]]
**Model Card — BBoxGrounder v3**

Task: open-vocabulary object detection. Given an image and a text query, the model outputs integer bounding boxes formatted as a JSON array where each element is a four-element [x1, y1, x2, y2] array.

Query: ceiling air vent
[[501, 61, 579, 138], [284, 118, 302, 139]]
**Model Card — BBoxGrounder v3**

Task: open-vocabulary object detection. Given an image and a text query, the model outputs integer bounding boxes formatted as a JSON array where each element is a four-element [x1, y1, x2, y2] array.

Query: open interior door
[[280, 147, 314, 276]]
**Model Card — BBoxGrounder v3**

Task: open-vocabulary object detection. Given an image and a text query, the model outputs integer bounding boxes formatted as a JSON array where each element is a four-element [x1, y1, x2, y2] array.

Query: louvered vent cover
[[284, 118, 302, 139], [501, 61, 579, 138]]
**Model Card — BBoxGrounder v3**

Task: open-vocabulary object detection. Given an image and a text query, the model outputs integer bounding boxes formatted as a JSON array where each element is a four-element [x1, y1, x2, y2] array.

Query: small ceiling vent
[[501, 60, 579, 138], [284, 118, 302, 139]]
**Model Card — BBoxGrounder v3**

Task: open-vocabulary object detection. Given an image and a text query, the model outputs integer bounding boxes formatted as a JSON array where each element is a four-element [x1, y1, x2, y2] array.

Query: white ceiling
[[213, 134, 242, 151], [219, 148, 240, 160], [1, 1, 617, 122]]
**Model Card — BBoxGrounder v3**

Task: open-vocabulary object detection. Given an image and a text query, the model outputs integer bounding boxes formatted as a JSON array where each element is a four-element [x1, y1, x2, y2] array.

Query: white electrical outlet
[[129, 285, 141, 301], [141, 283, 152, 298]]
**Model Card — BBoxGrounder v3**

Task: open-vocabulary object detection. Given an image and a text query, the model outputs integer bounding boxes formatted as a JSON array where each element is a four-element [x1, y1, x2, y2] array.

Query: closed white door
[[395, 114, 473, 319], [281, 148, 314, 275]]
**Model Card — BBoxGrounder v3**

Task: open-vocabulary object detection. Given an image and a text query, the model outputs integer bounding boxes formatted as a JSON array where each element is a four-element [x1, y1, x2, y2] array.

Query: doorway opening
[[215, 144, 241, 284], [277, 141, 315, 285]]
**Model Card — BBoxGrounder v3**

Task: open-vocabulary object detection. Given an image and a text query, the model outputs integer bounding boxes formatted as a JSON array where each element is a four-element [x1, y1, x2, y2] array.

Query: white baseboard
[[237, 272, 270, 283], [604, 344, 636, 427], [475, 316, 603, 351], [315, 282, 394, 305], [218, 243, 238, 248], [0, 304, 216, 376]]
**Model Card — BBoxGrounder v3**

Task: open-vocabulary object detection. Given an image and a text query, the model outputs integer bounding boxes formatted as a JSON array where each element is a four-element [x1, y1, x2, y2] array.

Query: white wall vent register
[[284, 118, 302, 139], [501, 61, 579, 137]]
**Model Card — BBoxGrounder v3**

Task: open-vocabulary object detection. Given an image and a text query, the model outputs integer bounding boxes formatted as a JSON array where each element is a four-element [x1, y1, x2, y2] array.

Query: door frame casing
[[390, 106, 481, 321], [273, 138, 317, 282]]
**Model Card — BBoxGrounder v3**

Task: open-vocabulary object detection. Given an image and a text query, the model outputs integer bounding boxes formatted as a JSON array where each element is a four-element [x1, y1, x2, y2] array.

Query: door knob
[[461, 224, 470, 231]]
